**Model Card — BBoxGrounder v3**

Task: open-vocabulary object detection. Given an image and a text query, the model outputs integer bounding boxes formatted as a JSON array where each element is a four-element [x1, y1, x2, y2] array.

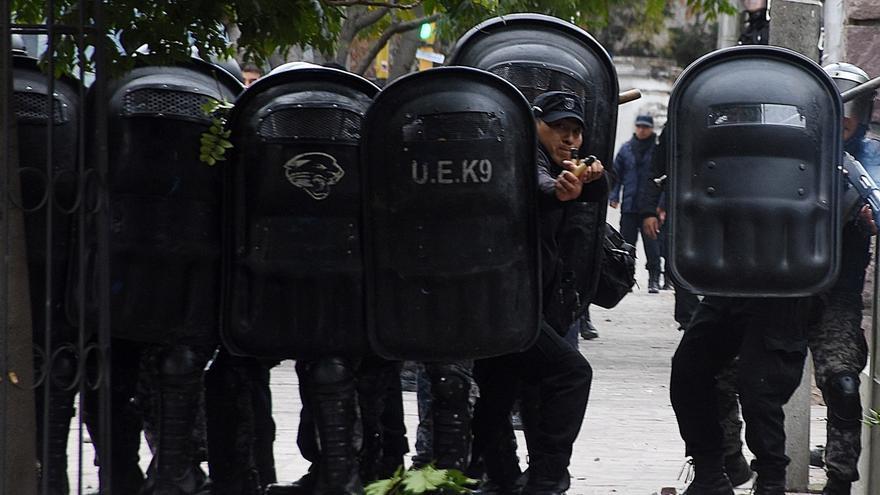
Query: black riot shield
[[13, 53, 81, 346], [668, 46, 842, 297], [362, 67, 540, 361], [222, 66, 377, 359], [103, 60, 242, 343], [448, 14, 617, 311], [448, 13, 618, 168]]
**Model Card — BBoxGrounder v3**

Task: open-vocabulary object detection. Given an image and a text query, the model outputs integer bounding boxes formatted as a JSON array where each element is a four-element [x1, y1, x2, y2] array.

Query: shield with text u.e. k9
[[668, 46, 843, 297], [223, 65, 378, 359], [103, 59, 243, 344], [362, 67, 540, 361]]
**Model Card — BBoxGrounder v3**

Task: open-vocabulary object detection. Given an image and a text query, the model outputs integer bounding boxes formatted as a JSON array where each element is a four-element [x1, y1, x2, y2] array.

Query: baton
[[840, 75, 880, 103], [619, 89, 642, 105]]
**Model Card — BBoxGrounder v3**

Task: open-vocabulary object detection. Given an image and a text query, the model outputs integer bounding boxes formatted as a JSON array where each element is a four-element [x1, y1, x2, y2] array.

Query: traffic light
[[419, 23, 433, 41]]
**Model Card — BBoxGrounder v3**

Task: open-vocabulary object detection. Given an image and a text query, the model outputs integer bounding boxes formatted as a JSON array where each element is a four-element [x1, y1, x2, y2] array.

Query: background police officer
[[807, 62, 880, 495]]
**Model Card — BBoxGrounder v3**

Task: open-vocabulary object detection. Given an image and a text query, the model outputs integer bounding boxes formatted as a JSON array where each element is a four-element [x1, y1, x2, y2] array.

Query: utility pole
[[765, 0, 825, 491]]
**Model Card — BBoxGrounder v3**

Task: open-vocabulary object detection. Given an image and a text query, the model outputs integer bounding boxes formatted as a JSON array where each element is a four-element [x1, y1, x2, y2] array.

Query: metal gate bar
[[2, 1, 110, 493]]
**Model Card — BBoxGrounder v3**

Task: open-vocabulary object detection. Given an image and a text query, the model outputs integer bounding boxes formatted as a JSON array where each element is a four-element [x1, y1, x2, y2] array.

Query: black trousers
[[670, 296, 810, 479], [471, 323, 592, 482], [666, 268, 700, 328], [620, 211, 661, 274], [205, 349, 277, 492]]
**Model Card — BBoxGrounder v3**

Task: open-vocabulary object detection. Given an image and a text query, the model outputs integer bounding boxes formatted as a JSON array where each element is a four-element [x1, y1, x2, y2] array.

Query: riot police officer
[[666, 46, 848, 495], [639, 129, 752, 488], [806, 62, 880, 495], [471, 91, 598, 495], [83, 56, 242, 495]]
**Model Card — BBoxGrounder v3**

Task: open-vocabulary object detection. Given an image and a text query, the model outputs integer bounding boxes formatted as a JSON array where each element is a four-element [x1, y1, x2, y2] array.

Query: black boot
[[307, 358, 362, 495], [752, 475, 786, 495], [36, 350, 78, 495], [205, 352, 265, 495], [82, 340, 146, 495], [579, 319, 598, 340], [427, 362, 472, 470], [722, 452, 752, 487], [682, 478, 733, 495], [648, 271, 660, 294], [809, 446, 826, 468], [145, 346, 211, 495], [520, 458, 568, 495], [356, 357, 394, 483], [682, 457, 733, 495], [264, 470, 316, 495], [823, 476, 852, 495]]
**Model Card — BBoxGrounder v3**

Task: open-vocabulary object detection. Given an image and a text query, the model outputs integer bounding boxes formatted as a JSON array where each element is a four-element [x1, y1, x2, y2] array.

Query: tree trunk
[[388, 27, 420, 82], [334, 5, 390, 69], [0, 106, 37, 495]]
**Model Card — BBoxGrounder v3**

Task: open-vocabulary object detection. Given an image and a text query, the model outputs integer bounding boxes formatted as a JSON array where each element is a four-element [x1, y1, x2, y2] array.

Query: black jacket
[[637, 127, 667, 219], [536, 143, 608, 333]]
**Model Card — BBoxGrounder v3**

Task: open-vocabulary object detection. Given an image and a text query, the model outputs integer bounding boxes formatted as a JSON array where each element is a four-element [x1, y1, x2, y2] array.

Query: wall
[[844, 0, 880, 128]]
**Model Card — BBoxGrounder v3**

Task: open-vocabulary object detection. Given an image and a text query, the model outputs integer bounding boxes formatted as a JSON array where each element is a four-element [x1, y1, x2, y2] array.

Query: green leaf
[[365, 478, 399, 495], [201, 100, 219, 114], [219, 139, 234, 149], [401, 465, 447, 494], [445, 469, 478, 487], [864, 408, 880, 427]]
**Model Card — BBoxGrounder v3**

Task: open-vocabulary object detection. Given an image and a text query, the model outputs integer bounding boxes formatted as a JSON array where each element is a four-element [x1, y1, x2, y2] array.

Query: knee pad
[[826, 372, 862, 427], [310, 357, 354, 387], [157, 345, 203, 377], [51, 349, 79, 387], [430, 367, 470, 403]]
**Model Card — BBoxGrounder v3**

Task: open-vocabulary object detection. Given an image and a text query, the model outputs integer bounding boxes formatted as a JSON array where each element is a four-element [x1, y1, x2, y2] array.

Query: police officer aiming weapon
[[838, 73, 880, 226]]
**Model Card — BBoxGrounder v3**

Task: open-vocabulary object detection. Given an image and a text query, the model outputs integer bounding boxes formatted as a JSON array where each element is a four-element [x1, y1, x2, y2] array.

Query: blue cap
[[635, 115, 654, 128]]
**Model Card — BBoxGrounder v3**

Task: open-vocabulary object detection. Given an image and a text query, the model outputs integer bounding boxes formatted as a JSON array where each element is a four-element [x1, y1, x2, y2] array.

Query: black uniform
[[805, 131, 880, 487], [637, 129, 699, 326], [670, 296, 812, 486], [205, 350, 278, 495], [470, 144, 595, 493]]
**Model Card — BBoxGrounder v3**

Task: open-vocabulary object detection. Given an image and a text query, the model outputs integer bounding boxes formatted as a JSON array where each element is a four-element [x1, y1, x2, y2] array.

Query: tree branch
[[352, 5, 390, 32], [325, 0, 421, 8], [353, 12, 442, 75]]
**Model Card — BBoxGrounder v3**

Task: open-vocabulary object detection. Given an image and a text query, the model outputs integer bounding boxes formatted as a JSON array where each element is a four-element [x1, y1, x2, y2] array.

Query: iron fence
[[2, 0, 110, 493]]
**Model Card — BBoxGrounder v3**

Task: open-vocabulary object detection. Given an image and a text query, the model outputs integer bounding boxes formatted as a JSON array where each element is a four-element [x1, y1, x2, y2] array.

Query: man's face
[[843, 116, 859, 141], [243, 70, 262, 87], [634, 124, 653, 140], [537, 118, 584, 165]]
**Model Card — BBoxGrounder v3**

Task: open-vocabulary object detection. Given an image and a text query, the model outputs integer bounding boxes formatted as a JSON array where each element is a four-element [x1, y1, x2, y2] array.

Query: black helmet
[[825, 62, 875, 125]]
